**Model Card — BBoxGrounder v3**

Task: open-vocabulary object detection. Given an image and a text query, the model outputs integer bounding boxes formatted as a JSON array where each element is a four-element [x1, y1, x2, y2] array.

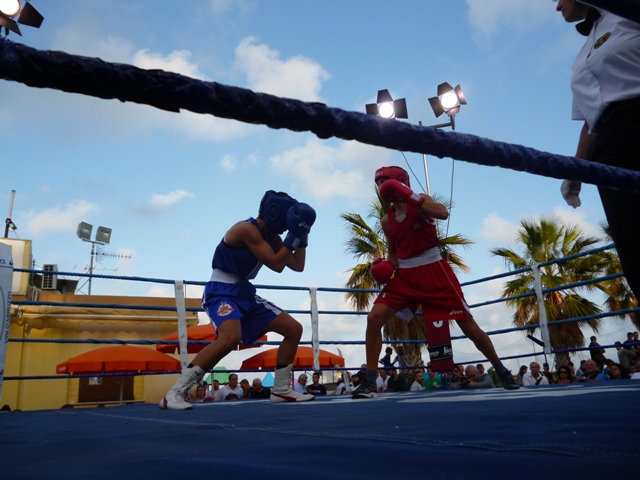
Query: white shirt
[[218, 385, 244, 400], [410, 380, 425, 391], [631, 372, 640, 380], [522, 372, 549, 386], [571, 9, 640, 133], [376, 375, 389, 390]]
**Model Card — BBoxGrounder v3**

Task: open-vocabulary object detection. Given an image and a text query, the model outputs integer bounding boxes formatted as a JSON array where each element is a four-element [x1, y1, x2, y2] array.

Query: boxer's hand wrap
[[370, 257, 395, 284], [379, 179, 424, 207], [283, 203, 316, 250], [561, 180, 581, 208]]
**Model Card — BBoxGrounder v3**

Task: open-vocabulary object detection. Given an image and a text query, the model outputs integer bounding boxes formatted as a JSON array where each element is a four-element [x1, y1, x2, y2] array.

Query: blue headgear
[[258, 190, 298, 234]]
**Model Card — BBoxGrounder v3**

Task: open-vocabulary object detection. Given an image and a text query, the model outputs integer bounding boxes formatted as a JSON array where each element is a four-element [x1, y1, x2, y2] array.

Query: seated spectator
[[189, 385, 213, 403], [522, 362, 549, 386], [476, 364, 485, 375], [240, 379, 251, 399], [423, 367, 443, 390], [448, 365, 465, 389], [567, 361, 576, 377], [608, 362, 630, 380], [376, 369, 390, 393], [248, 378, 271, 399], [516, 365, 528, 386], [556, 365, 575, 384], [576, 360, 587, 378], [541, 363, 557, 384], [630, 363, 637, 375], [306, 372, 327, 396], [410, 372, 426, 391], [294, 374, 308, 394], [334, 378, 348, 395], [616, 341, 636, 371], [577, 359, 608, 382], [386, 367, 408, 392], [631, 363, 640, 380], [379, 347, 393, 368], [218, 374, 244, 400], [349, 372, 362, 389], [458, 365, 495, 389]]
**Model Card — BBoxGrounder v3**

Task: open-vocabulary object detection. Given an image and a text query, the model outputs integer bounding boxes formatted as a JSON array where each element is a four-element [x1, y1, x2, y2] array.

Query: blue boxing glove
[[283, 203, 316, 250]]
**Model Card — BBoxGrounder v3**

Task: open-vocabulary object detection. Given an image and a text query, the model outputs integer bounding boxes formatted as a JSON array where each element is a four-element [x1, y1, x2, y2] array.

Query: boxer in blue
[[160, 190, 317, 410]]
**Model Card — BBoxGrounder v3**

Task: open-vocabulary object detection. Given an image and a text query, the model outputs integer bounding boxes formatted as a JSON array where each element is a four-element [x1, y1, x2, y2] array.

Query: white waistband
[[397, 246, 441, 268], [209, 269, 241, 283]]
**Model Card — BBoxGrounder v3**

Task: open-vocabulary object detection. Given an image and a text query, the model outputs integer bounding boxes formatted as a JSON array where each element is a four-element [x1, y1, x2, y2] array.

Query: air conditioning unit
[[41, 264, 58, 290]]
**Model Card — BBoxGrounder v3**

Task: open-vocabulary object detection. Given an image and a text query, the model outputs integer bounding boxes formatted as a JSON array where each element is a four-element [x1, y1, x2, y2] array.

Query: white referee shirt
[[571, 9, 640, 133]]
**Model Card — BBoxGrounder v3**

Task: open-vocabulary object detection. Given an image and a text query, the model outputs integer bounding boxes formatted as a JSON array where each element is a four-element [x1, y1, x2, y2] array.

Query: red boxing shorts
[[374, 258, 471, 322]]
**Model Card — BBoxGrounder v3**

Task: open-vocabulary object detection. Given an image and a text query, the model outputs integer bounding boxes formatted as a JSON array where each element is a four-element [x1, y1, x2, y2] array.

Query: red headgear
[[375, 166, 410, 187]]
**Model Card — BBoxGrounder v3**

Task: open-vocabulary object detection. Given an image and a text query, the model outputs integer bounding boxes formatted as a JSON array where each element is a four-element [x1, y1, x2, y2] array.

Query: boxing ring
[[2, 26, 640, 476]]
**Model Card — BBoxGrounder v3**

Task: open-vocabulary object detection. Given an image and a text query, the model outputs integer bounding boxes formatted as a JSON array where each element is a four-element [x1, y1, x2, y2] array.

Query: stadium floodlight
[[0, 0, 44, 36], [77, 222, 113, 294], [428, 82, 466, 118], [365, 89, 408, 120]]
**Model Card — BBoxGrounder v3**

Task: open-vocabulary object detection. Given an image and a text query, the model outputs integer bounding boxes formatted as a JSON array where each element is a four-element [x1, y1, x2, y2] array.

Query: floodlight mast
[[77, 221, 112, 295]]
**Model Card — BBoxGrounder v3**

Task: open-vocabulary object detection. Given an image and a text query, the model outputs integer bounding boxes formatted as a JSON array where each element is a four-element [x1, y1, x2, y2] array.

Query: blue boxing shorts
[[201, 279, 282, 345]]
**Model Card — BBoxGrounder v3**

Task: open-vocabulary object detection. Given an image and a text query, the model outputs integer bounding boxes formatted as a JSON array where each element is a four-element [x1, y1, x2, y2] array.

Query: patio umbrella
[[56, 345, 181, 405], [240, 346, 345, 370], [156, 324, 267, 354]]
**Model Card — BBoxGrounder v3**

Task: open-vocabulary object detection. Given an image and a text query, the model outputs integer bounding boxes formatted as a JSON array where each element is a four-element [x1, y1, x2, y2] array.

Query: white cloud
[[132, 49, 208, 80], [22, 200, 99, 238], [234, 37, 331, 101], [219, 154, 237, 172], [466, 0, 557, 43], [552, 206, 604, 240], [269, 136, 394, 203], [133, 190, 195, 218], [209, 0, 254, 14], [479, 212, 519, 245]]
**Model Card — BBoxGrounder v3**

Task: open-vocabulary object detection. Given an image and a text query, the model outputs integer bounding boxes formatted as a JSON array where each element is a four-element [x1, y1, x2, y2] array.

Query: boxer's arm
[[380, 215, 398, 266], [418, 195, 449, 221], [272, 234, 306, 272], [232, 221, 292, 273]]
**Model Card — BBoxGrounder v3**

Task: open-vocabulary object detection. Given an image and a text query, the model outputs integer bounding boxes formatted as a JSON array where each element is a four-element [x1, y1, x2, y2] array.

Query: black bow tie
[[576, 8, 602, 36]]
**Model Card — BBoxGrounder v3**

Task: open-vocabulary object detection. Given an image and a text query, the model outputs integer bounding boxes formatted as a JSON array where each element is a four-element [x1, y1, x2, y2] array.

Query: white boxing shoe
[[158, 366, 204, 410], [270, 364, 315, 403]]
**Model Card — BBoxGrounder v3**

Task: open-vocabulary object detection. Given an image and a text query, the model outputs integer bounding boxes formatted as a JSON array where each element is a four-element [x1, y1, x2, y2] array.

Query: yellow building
[[4, 291, 200, 411]]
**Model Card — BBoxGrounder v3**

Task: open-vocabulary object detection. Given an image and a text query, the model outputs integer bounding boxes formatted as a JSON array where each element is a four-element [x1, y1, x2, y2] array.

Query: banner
[[0, 242, 13, 400]]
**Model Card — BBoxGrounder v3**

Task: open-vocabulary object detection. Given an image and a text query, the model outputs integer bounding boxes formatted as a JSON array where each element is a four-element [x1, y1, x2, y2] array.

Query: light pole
[[365, 84, 466, 195], [77, 221, 112, 295]]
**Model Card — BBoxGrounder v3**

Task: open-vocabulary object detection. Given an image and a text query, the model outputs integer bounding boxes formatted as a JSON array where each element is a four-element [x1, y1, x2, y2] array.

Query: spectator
[[306, 373, 327, 396], [633, 332, 640, 355], [334, 378, 348, 395], [379, 347, 393, 368], [542, 363, 557, 384], [386, 367, 408, 392], [577, 359, 608, 382], [350, 372, 362, 389], [615, 341, 636, 371], [476, 364, 485, 375], [522, 362, 549, 386], [248, 378, 271, 399], [608, 362, 630, 380], [392, 346, 408, 372], [556, 365, 575, 384], [623, 332, 636, 351], [240, 379, 251, 399], [576, 360, 587, 378], [567, 361, 576, 377], [189, 385, 213, 403], [516, 365, 528, 386], [219, 374, 244, 400], [294, 374, 308, 394], [410, 371, 426, 391], [376, 369, 390, 393], [631, 364, 640, 380], [212, 379, 225, 401], [588, 336, 607, 371], [458, 365, 495, 389], [423, 366, 443, 390], [448, 365, 465, 390]]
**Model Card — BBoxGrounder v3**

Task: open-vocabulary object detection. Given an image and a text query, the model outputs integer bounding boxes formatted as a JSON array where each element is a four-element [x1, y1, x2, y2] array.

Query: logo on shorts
[[217, 302, 235, 317], [449, 310, 463, 316], [433, 321, 444, 328]]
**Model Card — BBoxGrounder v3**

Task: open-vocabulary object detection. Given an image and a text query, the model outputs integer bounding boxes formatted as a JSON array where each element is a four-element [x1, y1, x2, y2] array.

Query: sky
[[1, 0, 636, 376]]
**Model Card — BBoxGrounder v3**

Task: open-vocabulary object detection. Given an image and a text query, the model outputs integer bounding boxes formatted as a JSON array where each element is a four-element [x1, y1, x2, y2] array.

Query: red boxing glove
[[370, 258, 395, 284], [379, 179, 424, 207]]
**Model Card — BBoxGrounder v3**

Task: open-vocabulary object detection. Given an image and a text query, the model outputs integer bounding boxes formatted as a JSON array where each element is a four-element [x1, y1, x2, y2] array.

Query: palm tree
[[595, 221, 640, 329], [490, 215, 611, 366], [341, 188, 473, 369]]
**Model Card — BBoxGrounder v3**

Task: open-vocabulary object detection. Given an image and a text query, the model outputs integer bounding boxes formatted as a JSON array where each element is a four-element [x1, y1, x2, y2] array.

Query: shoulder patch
[[594, 32, 610, 49]]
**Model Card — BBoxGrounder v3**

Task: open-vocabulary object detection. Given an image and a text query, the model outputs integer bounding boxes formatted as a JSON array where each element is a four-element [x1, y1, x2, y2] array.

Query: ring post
[[174, 280, 189, 371], [531, 265, 552, 356], [310, 287, 320, 372]]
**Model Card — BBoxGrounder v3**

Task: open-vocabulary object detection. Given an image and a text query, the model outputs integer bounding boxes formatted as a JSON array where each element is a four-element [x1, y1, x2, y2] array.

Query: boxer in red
[[352, 166, 519, 398]]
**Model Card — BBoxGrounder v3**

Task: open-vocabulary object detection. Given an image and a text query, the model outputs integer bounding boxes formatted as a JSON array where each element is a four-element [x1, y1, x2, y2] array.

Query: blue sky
[[1, 0, 635, 373]]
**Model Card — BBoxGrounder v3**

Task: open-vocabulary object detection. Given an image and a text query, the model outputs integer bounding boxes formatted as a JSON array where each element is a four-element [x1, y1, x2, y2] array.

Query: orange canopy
[[56, 345, 180, 374], [156, 324, 267, 354], [240, 346, 345, 370]]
